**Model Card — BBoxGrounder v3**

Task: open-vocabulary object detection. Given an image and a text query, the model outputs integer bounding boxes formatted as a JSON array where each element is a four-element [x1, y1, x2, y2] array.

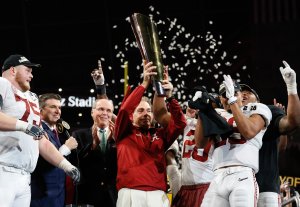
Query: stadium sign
[[61, 96, 96, 108]]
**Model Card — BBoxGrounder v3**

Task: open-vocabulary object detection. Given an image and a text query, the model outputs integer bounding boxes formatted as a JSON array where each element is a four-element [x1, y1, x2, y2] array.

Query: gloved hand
[[188, 86, 210, 110], [16, 120, 45, 140], [193, 91, 204, 102], [58, 159, 80, 183], [279, 60, 297, 95], [223, 75, 237, 105], [91, 60, 105, 86], [66, 167, 80, 183], [194, 86, 210, 102]]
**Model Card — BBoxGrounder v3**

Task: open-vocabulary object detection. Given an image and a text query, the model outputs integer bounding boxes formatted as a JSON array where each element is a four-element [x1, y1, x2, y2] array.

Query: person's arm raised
[[153, 66, 172, 128], [278, 61, 300, 134], [91, 60, 108, 99]]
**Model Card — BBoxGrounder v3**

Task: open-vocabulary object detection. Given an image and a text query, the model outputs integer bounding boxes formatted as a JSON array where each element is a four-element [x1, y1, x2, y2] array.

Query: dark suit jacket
[[70, 127, 117, 207], [31, 122, 66, 207]]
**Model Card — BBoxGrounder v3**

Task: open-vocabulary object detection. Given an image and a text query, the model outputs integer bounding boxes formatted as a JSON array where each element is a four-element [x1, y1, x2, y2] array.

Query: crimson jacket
[[114, 85, 186, 191]]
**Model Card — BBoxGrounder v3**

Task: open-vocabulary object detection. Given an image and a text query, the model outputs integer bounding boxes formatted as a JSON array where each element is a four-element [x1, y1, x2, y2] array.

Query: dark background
[[0, 0, 299, 128]]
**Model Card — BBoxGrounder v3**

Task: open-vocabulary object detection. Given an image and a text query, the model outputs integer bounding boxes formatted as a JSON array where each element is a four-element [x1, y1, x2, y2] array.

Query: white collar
[[97, 126, 109, 133], [42, 120, 56, 131]]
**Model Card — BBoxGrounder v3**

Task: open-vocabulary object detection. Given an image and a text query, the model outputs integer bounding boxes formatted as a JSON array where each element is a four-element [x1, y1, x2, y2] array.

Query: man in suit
[[69, 62, 117, 207], [31, 93, 78, 207], [71, 98, 116, 207]]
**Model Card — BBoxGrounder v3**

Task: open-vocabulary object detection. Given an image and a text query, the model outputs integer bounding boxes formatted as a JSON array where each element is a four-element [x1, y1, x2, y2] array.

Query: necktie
[[99, 129, 106, 153], [52, 129, 59, 140], [52, 129, 61, 145]]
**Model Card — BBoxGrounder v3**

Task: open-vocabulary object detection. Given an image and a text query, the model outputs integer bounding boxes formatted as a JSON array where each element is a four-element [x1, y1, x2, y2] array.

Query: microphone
[[56, 118, 71, 138]]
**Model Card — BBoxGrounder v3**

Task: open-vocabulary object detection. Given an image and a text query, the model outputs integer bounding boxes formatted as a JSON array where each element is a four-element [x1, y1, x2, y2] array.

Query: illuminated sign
[[61, 96, 96, 108]]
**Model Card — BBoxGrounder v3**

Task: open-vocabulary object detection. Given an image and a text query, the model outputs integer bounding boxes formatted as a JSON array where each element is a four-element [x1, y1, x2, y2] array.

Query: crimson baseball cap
[[2, 54, 41, 72], [219, 80, 241, 96], [240, 84, 260, 102]]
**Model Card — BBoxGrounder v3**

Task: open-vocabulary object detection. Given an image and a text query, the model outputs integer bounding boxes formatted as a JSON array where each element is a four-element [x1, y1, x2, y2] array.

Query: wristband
[[228, 96, 237, 105], [287, 83, 297, 95], [58, 159, 72, 171], [166, 96, 175, 103], [15, 120, 29, 132], [95, 85, 106, 95]]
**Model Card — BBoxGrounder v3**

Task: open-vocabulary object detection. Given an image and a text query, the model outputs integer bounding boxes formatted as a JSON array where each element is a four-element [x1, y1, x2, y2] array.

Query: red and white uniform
[[172, 117, 214, 207], [0, 77, 41, 206], [114, 85, 186, 207], [0, 77, 41, 172], [214, 103, 271, 173], [181, 117, 214, 185], [201, 103, 272, 207]]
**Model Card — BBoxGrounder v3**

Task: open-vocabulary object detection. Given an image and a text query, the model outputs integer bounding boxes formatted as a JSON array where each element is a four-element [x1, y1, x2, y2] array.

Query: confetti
[[101, 6, 250, 109]]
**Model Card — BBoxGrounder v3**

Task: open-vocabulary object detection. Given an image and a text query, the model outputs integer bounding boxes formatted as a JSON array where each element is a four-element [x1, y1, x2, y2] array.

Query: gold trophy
[[130, 13, 165, 96]]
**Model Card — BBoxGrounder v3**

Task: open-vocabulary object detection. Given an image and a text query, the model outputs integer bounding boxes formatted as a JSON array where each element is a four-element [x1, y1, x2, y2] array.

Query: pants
[[117, 188, 169, 207], [0, 165, 31, 207], [172, 183, 210, 207], [257, 192, 281, 207], [201, 166, 259, 207]]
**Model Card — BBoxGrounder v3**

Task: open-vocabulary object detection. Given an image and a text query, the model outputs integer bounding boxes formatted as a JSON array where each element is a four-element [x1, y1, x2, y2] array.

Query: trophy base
[[154, 81, 166, 97]]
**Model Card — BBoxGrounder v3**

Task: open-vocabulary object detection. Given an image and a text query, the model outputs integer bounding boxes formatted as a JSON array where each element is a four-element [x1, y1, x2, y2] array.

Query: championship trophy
[[130, 13, 165, 96]]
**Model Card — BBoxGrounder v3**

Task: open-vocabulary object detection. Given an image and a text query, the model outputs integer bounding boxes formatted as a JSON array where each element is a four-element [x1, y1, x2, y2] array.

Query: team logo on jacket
[[151, 134, 159, 142]]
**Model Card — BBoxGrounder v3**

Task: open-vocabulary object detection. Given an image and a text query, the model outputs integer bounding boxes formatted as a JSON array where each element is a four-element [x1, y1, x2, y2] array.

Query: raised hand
[[273, 98, 286, 113], [279, 60, 297, 95], [223, 75, 237, 105], [142, 60, 157, 88], [91, 60, 105, 86], [193, 91, 203, 101], [188, 86, 210, 110], [162, 66, 174, 98]]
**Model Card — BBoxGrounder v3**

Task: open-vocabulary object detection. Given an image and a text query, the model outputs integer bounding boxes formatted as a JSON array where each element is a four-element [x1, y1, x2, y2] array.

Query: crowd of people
[[0, 52, 299, 207]]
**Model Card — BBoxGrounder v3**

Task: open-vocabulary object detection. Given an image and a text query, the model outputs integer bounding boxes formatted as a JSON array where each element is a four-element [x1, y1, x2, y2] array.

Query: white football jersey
[[0, 77, 40, 173], [213, 103, 272, 173], [181, 117, 214, 185]]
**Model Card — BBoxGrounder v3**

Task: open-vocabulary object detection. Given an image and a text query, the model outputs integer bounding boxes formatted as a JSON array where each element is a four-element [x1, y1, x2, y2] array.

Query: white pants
[[258, 192, 281, 207], [117, 188, 169, 207], [201, 166, 259, 207], [0, 165, 31, 207]]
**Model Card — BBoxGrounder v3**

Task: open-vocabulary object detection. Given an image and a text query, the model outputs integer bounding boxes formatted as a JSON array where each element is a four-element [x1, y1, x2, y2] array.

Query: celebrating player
[[0, 54, 80, 206], [200, 75, 272, 207]]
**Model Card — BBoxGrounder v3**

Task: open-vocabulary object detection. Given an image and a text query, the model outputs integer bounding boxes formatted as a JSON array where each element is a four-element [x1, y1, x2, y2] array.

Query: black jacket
[[70, 127, 117, 207]]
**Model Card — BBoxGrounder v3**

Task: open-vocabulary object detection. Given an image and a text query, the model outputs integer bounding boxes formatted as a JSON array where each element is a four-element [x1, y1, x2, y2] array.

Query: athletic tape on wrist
[[228, 96, 237, 105]]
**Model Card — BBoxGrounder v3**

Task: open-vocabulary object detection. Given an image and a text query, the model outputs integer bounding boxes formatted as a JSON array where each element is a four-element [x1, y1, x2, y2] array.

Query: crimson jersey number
[[182, 139, 211, 162], [216, 116, 246, 148], [15, 94, 40, 125]]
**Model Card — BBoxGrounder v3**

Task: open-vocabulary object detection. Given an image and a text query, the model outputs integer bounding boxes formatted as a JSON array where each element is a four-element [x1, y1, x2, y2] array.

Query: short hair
[[141, 96, 152, 105], [139, 96, 152, 111], [92, 98, 114, 111], [39, 93, 61, 108]]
